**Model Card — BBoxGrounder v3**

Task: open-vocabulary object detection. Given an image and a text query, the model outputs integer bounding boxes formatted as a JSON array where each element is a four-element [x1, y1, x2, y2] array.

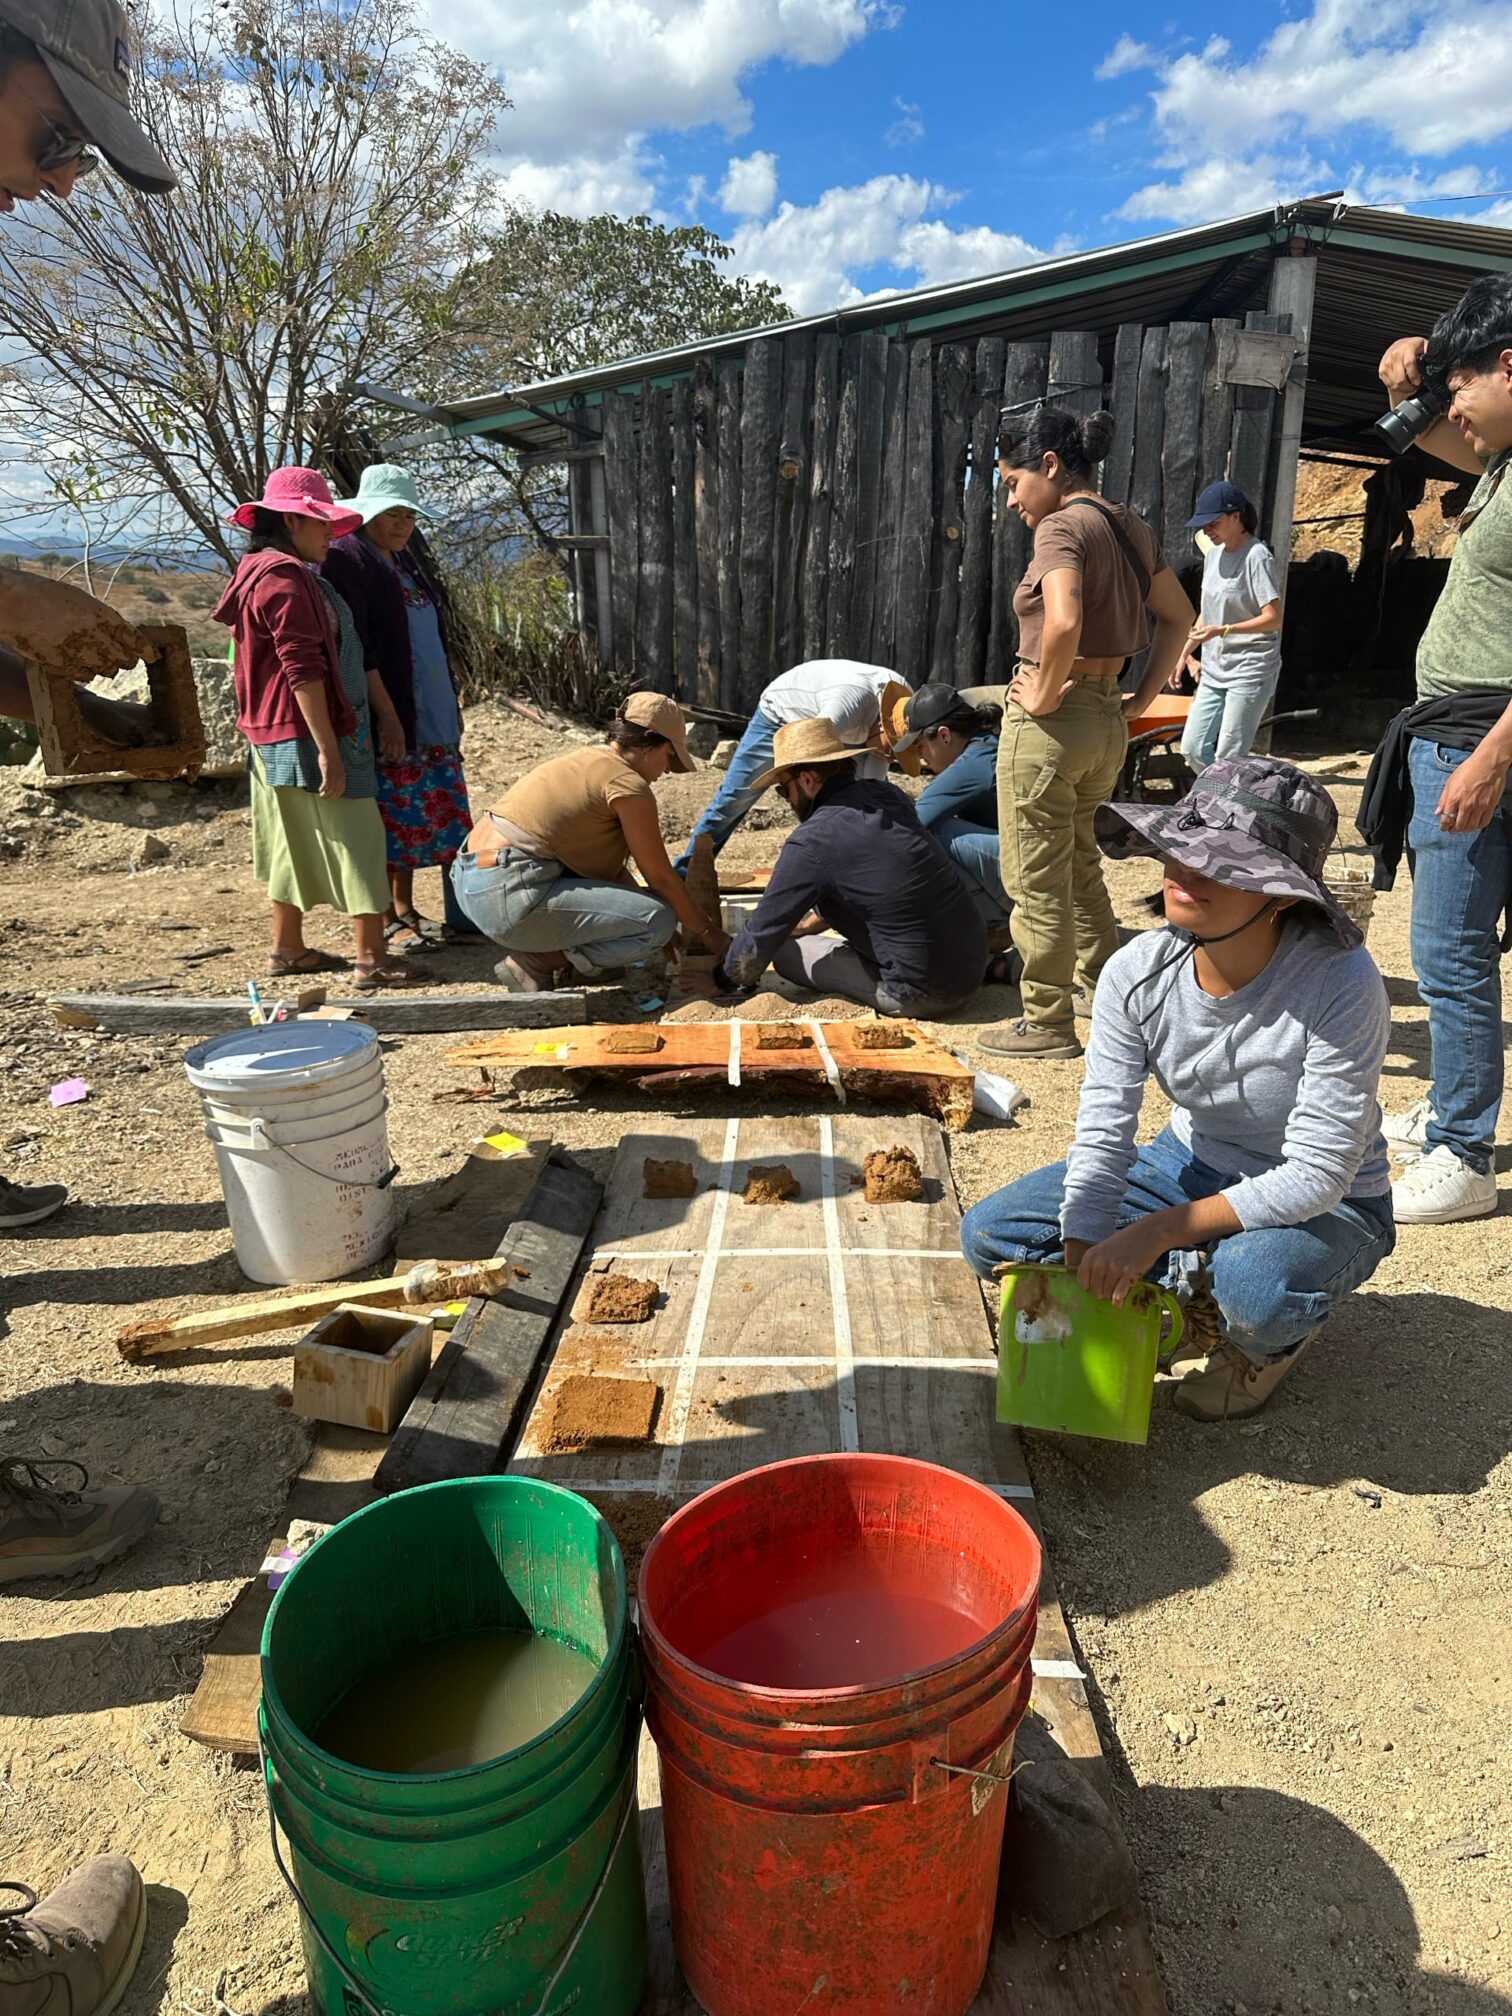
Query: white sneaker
[[1391, 1145, 1498, 1224], [1382, 1097, 1433, 1156]]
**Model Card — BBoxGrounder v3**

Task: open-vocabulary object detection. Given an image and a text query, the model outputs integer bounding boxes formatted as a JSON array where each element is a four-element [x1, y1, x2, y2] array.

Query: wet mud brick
[[852, 1021, 914, 1050], [752, 1022, 812, 1049], [546, 1375, 661, 1451], [643, 1157, 697, 1199], [863, 1145, 924, 1203], [743, 1162, 800, 1204], [375, 1151, 602, 1493], [586, 1274, 660, 1323], [27, 621, 206, 781], [604, 1028, 665, 1054]]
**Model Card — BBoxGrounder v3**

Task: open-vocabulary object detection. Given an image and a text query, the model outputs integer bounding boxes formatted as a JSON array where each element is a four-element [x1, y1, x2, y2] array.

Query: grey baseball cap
[[0, 0, 176, 191]]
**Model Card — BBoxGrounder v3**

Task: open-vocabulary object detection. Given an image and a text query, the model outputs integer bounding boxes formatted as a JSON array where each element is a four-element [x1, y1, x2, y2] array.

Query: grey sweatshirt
[[1061, 921, 1391, 1245]]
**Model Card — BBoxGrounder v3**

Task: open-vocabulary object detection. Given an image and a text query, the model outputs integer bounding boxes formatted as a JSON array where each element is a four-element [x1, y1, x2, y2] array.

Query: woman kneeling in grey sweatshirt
[[961, 757, 1394, 1422]]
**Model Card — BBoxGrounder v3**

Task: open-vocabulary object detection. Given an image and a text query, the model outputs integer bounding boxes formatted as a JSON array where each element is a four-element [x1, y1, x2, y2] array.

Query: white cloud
[[497, 149, 659, 219], [1116, 152, 1337, 224], [885, 97, 924, 146], [1095, 33, 1156, 80], [719, 150, 779, 218], [726, 175, 1046, 314]]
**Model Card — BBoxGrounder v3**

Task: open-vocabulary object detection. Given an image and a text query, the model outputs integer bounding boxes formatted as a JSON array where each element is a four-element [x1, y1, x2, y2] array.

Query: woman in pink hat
[[214, 467, 421, 988]]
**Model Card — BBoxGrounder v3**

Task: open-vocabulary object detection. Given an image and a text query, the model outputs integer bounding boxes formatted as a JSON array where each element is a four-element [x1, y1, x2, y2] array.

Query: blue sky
[[420, 0, 1512, 315]]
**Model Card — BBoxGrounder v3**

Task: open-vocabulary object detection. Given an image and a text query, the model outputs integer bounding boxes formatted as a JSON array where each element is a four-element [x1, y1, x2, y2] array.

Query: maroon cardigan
[[214, 549, 356, 745]]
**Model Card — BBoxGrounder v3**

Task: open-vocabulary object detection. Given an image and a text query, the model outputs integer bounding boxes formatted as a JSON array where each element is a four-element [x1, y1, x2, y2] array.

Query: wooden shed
[[415, 197, 1512, 712]]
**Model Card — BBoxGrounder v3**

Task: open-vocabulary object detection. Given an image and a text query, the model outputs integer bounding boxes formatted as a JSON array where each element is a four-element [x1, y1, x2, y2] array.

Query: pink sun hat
[[227, 466, 363, 536]]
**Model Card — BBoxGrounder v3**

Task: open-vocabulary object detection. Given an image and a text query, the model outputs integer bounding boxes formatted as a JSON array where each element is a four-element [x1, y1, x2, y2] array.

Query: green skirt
[[250, 771, 390, 916]]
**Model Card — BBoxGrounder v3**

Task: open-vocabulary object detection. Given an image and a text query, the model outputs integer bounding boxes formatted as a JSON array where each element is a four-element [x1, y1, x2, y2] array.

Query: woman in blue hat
[[1178, 481, 1284, 771], [323, 465, 476, 950]]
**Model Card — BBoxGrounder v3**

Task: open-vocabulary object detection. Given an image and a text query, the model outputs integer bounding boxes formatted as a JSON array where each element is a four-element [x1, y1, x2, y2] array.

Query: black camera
[[1374, 385, 1445, 455]]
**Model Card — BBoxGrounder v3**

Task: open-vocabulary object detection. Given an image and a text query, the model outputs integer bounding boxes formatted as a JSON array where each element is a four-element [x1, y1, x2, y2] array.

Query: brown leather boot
[[0, 1859, 147, 2016]]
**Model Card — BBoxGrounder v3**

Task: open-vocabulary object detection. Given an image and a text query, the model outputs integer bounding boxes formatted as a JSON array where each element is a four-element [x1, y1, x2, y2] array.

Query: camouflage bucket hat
[[1094, 756, 1362, 949]]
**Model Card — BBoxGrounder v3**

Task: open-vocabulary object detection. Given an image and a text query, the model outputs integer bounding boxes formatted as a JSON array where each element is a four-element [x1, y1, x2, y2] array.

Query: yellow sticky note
[[483, 1130, 527, 1156], [532, 1042, 571, 1058]]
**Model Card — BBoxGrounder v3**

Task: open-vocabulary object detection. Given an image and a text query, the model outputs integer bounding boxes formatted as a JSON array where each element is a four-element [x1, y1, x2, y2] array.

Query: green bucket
[[995, 1263, 1183, 1444], [259, 1477, 646, 2016]]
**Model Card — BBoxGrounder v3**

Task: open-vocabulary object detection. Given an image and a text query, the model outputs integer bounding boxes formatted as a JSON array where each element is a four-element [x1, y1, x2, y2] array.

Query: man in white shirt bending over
[[675, 660, 911, 874]]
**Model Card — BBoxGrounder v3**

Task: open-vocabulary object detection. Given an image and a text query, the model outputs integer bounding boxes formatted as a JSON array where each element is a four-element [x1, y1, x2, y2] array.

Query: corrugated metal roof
[[425, 196, 1512, 456]]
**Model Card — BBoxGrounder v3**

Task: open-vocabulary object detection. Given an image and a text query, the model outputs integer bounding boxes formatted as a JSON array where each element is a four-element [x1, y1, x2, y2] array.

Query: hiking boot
[[1391, 1145, 1497, 1224], [1381, 1097, 1433, 1158], [1071, 986, 1095, 1021], [0, 1858, 147, 2016], [1171, 1336, 1311, 1422], [0, 1178, 68, 1232], [977, 1018, 1083, 1061], [1162, 1283, 1226, 1376], [0, 1459, 159, 1587], [493, 949, 570, 993]]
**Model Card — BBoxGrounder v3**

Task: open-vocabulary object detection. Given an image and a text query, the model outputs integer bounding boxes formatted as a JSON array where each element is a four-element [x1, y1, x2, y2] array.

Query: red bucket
[[638, 1453, 1041, 2016]]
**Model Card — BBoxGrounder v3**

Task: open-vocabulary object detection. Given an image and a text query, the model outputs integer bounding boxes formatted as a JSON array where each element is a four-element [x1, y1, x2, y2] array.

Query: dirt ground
[[2, 702, 1509, 2016]]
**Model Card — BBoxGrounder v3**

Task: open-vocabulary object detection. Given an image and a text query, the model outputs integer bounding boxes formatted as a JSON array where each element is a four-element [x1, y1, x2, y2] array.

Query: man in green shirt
[[1377, 277, 1512, 1222]]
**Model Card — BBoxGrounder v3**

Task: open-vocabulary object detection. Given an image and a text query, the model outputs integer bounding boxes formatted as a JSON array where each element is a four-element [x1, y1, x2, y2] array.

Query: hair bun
[[1079, 410, 1116, 464]]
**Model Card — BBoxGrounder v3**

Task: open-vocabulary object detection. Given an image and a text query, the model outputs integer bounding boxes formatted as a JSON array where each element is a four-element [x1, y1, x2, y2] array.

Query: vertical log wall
[[581, 313, 1296, 707]]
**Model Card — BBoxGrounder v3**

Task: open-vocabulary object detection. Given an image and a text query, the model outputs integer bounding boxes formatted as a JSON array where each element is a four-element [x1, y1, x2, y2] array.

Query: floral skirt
[[375, 743, 472, 870]]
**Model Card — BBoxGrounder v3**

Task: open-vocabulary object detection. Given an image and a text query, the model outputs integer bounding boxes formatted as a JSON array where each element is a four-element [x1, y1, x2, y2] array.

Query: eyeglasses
[[16, 76, 97, 178]]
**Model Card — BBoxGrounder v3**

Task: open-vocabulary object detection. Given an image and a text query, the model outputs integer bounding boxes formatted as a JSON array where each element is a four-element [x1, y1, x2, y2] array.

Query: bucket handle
[[259, 1734, 636, 2016], [237, 1117, 400, 1192]]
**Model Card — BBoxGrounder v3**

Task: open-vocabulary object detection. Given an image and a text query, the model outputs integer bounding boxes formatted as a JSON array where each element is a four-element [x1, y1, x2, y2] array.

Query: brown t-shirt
[[486, 745, 652, 880], [1012, 498, 1166, 664]]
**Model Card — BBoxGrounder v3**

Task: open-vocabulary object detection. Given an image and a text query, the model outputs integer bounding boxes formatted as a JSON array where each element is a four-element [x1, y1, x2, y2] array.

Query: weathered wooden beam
[[692, 357, 721, 706], [893, 337, 935, 684], [772, 328, 814, 676], [1198, 317, 1240, 488], [738, 337, 781, 706], [639, 386, 675, 692], [850, 328, 889, 661], [1161, 321, 1209, 560], [1263, 255, 1316, 566], [872, 337, 910, 669], [670, 378, 697, 703], [1102, 323, 1144, 506], [516, 444, 606, 471], [987, 341, 1047, 678], [801, 333, 838, 663], [1230, 311, 1286, 513], [954, 336, 1005, 689], [603, 390, 640, 680], [929, 341, 972, 685], [1130, 327, 1168, 536], [48, 991, 589, 1037], [716, 365, 743, 710], [1048, 330, 1102, 422], [375, 1153, 602, 1495], [825, 337, 861, 658]]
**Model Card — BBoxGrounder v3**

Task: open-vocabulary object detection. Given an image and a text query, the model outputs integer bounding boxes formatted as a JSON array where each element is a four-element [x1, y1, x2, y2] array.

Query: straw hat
[[227, 467, 362, 536], [751, 716, 869, 791], [879, 679, 926, 775]]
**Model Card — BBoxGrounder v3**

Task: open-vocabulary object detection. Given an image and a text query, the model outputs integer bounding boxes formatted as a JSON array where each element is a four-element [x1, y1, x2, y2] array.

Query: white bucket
[[185, 1022, 399, 1285]]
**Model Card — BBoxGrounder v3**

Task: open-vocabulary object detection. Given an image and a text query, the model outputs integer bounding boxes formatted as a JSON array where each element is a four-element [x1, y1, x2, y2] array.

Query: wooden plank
[[692, 357, 721, 706], [930, 341, 972, 684], [1264, 255, 1317, 563], [825, 337, 860, 658], [955, 336, 1005, 688], [446, 1019, 976, 1131], [801, 332, 838, 663], [395, 1135, 550, 1269], [179, 1424, 386, 1753], [1048, 329, 1102, 421], [871, 336, 910, 669], [772, 328, 813, 676], [894, 337, 935, 683], [1229, 311, 1284, 511], [375, 1153, 602, 1494], [1198, 316, 1241, 489], [670, 378, 698, 703], [1161, 320, 1209, 560], [48, 991, 589, 1036], [987, 341, 1048, 676], [513, 1114, 1166, 2016], [1102, 323, 1144, 505], [1129, 326, 1168, 534], [639, 387, 675, 691], [716, 366, 743, 711], [738, 336, 781, 706], [604, 389, 640, 679], [850, 328, 889, 660]]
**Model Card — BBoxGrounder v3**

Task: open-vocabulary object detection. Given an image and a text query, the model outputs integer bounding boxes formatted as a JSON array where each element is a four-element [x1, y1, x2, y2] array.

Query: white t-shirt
[[760, 660, 905, 747], [1198, 538, 1282, 689]]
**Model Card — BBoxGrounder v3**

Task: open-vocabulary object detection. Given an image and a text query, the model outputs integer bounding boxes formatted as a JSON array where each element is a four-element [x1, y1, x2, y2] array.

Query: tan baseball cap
[[621, 691, 695, 773], [751, 715, 869, 791], [0, 0, 176, 191]]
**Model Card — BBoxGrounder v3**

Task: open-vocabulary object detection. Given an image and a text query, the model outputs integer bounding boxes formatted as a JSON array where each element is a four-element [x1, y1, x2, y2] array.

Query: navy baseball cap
[[1186, 480, 1250, 528]]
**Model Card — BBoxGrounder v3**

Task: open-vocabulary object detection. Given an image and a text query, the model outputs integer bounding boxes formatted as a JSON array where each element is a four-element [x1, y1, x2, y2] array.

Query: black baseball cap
[[0, 0, 176, 191], [894, 681, 977, 753]]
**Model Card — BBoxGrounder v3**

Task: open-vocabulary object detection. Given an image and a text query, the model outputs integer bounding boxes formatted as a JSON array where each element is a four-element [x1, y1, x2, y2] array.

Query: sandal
[[268, 948, 350, 976], [982, 950, 1023, 988], [395, 908, 450, 942], [383, 914, 439, 954], [352, 962, 427, 990]]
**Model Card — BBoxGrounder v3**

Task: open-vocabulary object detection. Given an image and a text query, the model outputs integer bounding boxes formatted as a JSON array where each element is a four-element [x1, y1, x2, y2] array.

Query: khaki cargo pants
[[997, 681, 1128, 1032]]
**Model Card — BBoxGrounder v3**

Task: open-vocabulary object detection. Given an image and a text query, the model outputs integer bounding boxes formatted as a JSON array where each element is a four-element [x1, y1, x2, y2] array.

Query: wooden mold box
[[27, 621, 206, 781], [447, 1019, 976, 1130], [292, 1303, 433, 1434]]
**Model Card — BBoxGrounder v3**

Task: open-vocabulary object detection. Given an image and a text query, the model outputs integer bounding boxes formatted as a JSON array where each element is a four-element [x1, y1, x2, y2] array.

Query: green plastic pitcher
[[995, 1263, 1183, 1444]]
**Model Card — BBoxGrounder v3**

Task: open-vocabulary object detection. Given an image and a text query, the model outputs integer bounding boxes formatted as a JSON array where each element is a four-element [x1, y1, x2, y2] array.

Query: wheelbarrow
[[1115, 702, 1321, 803]]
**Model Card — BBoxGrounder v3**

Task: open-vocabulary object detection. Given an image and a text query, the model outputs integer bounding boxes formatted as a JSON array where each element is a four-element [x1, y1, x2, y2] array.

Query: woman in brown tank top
[[978, 405, 1193, 1060]]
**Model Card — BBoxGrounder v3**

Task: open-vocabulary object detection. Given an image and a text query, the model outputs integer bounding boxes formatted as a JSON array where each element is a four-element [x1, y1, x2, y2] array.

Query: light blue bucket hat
[[338, 463, 433, 524]]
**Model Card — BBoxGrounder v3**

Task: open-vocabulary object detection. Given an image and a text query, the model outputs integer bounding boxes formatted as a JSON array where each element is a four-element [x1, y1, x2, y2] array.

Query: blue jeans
[[1179, 678, 1277, 771], [1406, 736, 1512, 1171], [934, 816, 1012, 929], [959, 1127, 1396, 1365], [674, 707, 778, 872], [451, 850, 676, 977]]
